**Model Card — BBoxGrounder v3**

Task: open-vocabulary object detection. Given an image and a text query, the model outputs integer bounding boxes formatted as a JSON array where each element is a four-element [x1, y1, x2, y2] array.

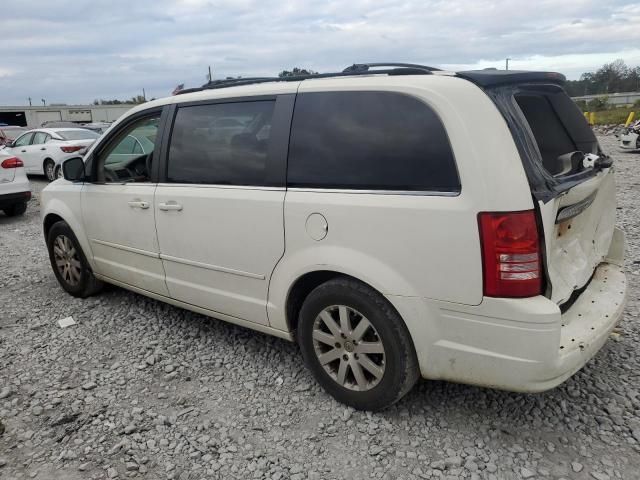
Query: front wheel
[[297, 277, 419, 411], [44, 159, 56, 182], [47, 221, 103, 297]]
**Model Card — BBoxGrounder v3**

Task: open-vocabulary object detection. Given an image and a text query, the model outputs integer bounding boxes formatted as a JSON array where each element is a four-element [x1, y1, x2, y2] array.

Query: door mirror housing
[[62, 157, 86, 182]]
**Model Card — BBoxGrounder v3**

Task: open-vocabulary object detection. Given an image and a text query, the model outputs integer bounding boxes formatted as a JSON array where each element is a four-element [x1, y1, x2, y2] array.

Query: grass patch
[[583, 107, 636, 125]]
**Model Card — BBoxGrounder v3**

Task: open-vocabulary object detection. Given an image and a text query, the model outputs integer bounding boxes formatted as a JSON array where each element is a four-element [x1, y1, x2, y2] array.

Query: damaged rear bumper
[[421, 260, 627, 392], [388, 230, 627, 393]]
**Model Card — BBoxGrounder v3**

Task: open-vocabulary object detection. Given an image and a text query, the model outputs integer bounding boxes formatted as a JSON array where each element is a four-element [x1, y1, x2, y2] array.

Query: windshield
[[58, 129, 100, 141], [2, 128, 27, 140]]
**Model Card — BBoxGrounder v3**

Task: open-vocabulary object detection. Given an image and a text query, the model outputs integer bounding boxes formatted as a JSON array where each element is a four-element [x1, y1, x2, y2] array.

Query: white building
[[0, 104, 134, 128]]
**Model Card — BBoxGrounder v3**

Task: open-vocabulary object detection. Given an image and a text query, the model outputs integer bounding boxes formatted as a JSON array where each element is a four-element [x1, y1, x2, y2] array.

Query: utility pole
[[28, 97, 32, 106], [208, 65, 213, 82], [142, 88, 146, 101], [505, 58, 511, 71], [41, 99, 46, 106]]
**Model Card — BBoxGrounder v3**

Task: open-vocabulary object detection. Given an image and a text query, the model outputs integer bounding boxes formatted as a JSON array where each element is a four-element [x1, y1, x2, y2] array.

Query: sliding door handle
[[158, 202, 183, 211], [128, 200, 150, 209]]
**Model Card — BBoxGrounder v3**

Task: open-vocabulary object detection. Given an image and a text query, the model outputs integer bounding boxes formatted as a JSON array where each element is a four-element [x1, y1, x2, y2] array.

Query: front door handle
[[40, 147, 46, 151], [21, 149, 26, 152], [158, 201, 183, 212], [128, 200, 150, 209]]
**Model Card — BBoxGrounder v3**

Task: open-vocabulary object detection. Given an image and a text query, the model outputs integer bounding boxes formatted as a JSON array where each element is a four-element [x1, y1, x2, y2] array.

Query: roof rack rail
[[342, 63, 441, 73], [175, 63, 440, 95]]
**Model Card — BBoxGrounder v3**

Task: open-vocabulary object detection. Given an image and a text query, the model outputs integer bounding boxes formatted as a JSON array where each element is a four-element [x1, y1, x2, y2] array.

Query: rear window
[[515, 90, 597, 176], [287, 91, 460, 192], [58, 129, 100, 141]]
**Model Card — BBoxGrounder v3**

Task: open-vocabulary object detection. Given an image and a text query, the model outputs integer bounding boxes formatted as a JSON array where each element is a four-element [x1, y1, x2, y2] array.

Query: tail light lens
[[1, 157, 24, 169], [60, 146, 84, 153], [478, 210, 542, 298]]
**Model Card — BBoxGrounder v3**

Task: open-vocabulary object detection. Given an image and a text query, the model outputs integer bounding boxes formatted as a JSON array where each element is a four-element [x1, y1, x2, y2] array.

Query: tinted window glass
[[167, 101, 275, 186], [288, 91, 459, 191]]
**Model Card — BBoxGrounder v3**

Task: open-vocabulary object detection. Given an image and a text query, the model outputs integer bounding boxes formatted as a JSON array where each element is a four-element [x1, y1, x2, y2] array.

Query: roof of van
[[126, 65, 567, 117]]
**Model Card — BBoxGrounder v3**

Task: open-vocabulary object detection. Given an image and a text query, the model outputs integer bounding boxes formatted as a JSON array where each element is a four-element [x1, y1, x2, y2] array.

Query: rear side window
[[167, 101, 275, 186], [287, 91, 460, 192]]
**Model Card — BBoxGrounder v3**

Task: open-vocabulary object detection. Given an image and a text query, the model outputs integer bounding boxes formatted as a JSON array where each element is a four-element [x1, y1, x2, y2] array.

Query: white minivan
[[41, 64, 627, 410]]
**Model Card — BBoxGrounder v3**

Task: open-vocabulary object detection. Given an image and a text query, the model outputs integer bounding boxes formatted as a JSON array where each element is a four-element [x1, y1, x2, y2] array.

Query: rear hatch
[[465, 73, 618, 306]]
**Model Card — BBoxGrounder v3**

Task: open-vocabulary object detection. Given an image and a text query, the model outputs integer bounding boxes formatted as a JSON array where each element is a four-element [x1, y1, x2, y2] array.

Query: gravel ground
[[1, 135, 639, 480]]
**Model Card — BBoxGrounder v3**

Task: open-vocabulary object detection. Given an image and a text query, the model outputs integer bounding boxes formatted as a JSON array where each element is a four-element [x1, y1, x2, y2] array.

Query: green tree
[[278, 67, 318, 78]]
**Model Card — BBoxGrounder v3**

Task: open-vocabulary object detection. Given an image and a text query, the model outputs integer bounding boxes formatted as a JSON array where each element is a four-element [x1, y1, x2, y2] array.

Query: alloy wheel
[[53, 235, 82, 286], [312, 305, 386, 391], [45, 161, 55, 181]]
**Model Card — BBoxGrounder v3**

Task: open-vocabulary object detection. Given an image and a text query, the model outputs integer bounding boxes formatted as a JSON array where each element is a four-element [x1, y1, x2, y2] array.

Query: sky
[[1, 0, 640, 105]]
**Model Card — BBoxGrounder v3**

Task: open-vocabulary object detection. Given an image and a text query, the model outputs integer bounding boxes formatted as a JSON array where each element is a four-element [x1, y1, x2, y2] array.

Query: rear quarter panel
[[268, 75, 535, 332]]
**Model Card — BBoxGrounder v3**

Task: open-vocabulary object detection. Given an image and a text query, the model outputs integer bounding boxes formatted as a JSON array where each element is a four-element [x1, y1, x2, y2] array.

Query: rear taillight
[[478, 210, 542, 298], [60, 146, 84, 153], [1, 157, 23, 169]]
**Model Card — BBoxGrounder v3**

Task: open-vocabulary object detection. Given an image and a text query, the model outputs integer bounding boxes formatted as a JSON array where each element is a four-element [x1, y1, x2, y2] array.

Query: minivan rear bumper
[[388, 262, 627, 393]]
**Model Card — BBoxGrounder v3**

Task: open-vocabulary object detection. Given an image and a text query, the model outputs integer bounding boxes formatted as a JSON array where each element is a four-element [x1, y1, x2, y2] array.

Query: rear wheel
[[297, 277, 419, 411], [3, 202, 27, 217], [44, 159, 56, 182], [54, 165, 62, 179], [47, 221, 103, 297]]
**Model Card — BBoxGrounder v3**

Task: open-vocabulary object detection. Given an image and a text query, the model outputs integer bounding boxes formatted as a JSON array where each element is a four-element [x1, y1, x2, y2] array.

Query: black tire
[[44, 159, 56, 182], [54, 164, 62, 179], [47, 221, 103, 298], [3, 202, 27, 217], [297, 277, 419, 411]]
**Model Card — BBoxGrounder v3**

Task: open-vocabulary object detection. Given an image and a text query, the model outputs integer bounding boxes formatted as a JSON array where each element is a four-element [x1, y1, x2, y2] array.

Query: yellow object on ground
[[625, 112, 636, 127], [589, 112, 596, 125]]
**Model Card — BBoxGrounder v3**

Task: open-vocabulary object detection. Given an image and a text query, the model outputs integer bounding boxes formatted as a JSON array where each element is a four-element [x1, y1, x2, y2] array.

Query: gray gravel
[[1, 135, 639, 479]]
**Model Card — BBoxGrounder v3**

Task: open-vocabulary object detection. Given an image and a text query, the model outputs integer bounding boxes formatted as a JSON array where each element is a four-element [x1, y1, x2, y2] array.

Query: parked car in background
[[81, 122, 112, 134], [618, 119, 640, 151], [4, 128, 100, 181], [42, 64, 627, 410], [0, 126, 28, 147], [0, 150, 30, 217], [40, 121, 85, 129]]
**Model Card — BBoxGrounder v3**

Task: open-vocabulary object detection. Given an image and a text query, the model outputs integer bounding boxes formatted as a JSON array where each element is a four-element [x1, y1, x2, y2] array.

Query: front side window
[[287, 91, 460, 192], [14, 132, 34, 147], [167, 101, 275, 186], [96, 115, 160, 183]]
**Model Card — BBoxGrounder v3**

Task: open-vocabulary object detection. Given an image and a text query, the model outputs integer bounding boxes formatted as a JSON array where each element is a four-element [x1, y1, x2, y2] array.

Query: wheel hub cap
[[52, 234, 82, 287], [312, 305, 386, 392]]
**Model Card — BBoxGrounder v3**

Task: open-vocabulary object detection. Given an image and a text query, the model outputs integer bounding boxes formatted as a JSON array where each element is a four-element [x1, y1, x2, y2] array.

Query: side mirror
[[62, 157, 86, 182]]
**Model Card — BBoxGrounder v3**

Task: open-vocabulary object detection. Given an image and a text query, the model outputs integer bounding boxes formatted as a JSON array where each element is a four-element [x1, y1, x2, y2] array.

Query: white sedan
[[0, 149, 30, 217], [3, 128, 100, 181]]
